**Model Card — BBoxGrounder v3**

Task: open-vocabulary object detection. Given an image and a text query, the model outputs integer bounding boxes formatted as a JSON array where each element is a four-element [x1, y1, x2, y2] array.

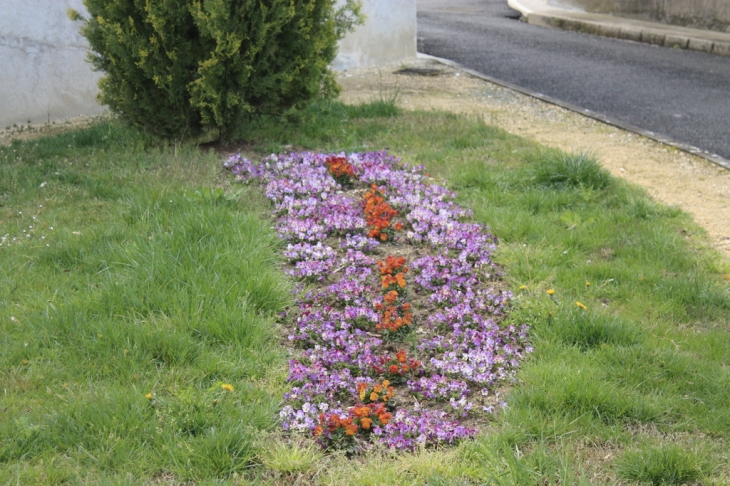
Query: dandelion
[[585, 281, 591, 287], [547, 289, 555, 295], [145, 393, 153, 400], [519, 285, 527, 290], [221, 383, 234, 392], [576, 301, 587, 309]]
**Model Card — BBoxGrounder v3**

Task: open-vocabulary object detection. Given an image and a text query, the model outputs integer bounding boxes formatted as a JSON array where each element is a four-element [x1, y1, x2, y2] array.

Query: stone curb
[[527, 13, 730, 57]]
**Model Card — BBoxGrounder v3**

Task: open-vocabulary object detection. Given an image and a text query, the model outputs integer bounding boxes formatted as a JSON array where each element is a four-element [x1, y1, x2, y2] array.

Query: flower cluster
[[225, 150, 532, 452], [363, 184, 402, 241], [314, 401, 394, 450], [325, 155, 356, 186], [379, 256, 408, 291], [357, 380, 396, 404], [375, 255, 412, 334], [374, 300, 413, 334], [371, 350, 422, 383]]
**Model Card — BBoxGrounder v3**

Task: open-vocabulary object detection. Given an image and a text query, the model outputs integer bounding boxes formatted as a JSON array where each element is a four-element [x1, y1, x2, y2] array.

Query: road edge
[[417, 52, 730, 171]]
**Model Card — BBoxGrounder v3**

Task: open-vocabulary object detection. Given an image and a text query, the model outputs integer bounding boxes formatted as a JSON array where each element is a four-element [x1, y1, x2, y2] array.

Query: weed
[[616, 443, 707, 484], [529, 150, 612, 190]]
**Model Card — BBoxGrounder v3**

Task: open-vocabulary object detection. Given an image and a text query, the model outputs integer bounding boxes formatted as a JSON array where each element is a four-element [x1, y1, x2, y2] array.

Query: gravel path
[[338, 58, 730, 259]]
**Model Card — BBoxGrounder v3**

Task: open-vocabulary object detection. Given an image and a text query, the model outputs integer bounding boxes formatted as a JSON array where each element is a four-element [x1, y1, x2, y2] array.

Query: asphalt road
[[417, 0, 730, 161]]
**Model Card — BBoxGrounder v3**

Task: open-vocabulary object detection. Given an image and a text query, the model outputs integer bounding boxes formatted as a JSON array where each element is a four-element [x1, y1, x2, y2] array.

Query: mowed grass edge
[[1, 103, 729, 484]]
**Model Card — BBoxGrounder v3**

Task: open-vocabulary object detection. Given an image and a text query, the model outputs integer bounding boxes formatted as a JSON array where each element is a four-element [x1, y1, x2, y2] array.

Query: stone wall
[[550, 0, 730, 32], [0, 0, 417, 128]]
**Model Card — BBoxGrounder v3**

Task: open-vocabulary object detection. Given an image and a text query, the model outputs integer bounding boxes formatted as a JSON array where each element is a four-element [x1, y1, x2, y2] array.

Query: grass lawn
[[1, 101, 729, 484]]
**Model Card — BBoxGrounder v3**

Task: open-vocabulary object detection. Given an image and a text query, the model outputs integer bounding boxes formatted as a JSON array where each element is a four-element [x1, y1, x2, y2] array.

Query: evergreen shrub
[[71, 0, 362, 140]]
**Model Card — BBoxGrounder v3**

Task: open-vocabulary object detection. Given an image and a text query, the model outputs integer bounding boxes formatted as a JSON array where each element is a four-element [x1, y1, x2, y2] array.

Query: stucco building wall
[[0, 0, 105, 128], [333, 0, 417, 70], [0, 1, 417, 128]]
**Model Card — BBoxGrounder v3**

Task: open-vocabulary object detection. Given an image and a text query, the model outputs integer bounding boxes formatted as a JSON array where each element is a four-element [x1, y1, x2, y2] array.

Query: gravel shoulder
[[338, 58, 730, 259]]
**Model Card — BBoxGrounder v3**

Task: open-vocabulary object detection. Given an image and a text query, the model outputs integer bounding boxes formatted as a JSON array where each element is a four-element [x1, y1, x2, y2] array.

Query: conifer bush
[[71, 0, 361, 140]]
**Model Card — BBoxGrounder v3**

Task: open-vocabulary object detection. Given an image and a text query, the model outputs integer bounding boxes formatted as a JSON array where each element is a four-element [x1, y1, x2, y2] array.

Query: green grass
[[0, 121, 290, 482], [2, 100, 729, 484], [615, 443, 710, 485]]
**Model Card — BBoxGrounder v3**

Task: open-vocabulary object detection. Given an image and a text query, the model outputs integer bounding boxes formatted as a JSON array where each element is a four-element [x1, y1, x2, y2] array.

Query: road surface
[[417, 0, 730, 161]]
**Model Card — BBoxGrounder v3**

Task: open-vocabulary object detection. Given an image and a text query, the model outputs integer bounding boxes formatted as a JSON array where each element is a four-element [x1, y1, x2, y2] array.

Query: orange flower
[[328, 414, 341, 431], [389, 364, 399, 374], [363, 186, 400, 241], [379, 412, 392, 425], [325, 156, 356, 183], [396, 350, 407, 363], [370, 392, 379, 402], [314, 425, 323, 436], [345, 424, 358, 436], [361, 417, 372, 430], [384, 290, 398, 304]]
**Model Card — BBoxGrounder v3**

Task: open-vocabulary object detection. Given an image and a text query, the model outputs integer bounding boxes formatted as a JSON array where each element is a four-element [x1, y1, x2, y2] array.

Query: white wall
[[0, 0, 105, 127], [0, 1, 417, 127], [333, 0, 417, 70]]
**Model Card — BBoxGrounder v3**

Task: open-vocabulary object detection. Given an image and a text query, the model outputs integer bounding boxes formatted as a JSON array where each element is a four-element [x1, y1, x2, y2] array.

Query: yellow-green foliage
[[72, 0, 361, 140]]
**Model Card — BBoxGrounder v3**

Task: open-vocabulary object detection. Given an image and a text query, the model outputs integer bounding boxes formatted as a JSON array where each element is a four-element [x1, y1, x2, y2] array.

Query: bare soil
[[338, 58, 730, 260], [0, 115, 105, 146]]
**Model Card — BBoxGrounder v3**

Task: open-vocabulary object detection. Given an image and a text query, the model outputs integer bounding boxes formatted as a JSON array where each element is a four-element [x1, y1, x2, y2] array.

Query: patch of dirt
[[0, 114, 107, 146], [338, 59, 730, 260]]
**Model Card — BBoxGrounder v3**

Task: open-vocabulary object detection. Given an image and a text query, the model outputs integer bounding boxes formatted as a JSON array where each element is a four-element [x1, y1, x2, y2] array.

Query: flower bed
[[225, 151, 531, 452]]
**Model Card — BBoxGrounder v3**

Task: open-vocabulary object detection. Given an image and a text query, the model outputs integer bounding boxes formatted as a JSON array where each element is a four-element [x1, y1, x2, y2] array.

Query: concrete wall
[[0, 0, 417, 128], [1, 0, 106, 128], [550, 0, 730, 31], [333, 0, 417, 70]]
